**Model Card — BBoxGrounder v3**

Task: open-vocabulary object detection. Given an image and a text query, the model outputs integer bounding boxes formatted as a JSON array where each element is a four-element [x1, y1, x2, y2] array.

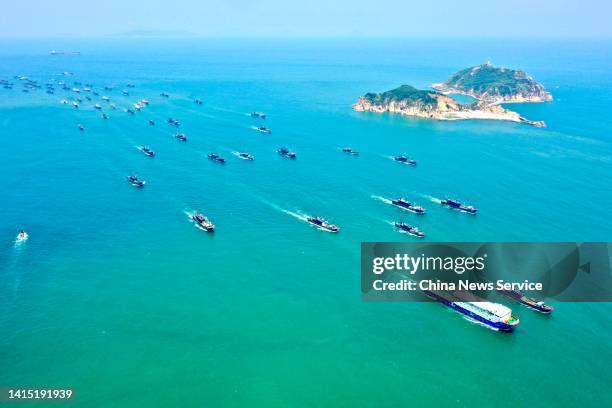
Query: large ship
[[306, 216, 339, 233], [441, 198, 478, 214], [394, 222, 425, 238], [497, 289, 554, 314], [391, 198, 425, 214], [424, 290, 520, 332]]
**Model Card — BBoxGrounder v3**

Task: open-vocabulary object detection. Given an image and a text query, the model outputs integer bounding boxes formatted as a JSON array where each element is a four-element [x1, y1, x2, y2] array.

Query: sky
[[0, 0, 610, 38]]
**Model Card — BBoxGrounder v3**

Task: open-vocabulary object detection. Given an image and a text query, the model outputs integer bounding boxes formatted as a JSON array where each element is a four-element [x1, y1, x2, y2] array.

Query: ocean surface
[[0, 38, 611, 407]]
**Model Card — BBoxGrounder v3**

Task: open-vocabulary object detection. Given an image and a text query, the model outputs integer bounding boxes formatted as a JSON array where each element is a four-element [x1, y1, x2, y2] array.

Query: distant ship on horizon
[[50, 50, 81, 56]]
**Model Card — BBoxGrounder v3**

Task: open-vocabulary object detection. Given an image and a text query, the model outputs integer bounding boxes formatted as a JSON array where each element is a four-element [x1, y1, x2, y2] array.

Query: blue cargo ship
[[424, 290, 520, 332]]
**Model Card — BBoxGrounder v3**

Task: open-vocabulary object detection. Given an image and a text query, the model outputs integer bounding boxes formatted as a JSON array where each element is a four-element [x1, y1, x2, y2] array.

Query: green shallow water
[[1, 38, 611, 407]]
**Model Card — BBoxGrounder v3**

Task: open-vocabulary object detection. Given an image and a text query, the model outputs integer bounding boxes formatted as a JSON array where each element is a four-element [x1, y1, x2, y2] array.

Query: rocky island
[[432, 64, 552, 104], [353, 64, 550, 127]]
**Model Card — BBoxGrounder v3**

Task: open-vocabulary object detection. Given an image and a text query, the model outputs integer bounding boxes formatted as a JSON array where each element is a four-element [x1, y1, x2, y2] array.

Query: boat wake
[[462, 315, 500, 332], [437, 303, 499, 332], [7, 239, 27, 299], [250, 125, 272, 133], [14, 236, 28, 246], [282, 209, 337, 232], [371, 195, 392, 205], [184, 209, 200, 221], [282, 209, 309, 223], [418, 193, 442, 204], [232, 151, 252, 160]]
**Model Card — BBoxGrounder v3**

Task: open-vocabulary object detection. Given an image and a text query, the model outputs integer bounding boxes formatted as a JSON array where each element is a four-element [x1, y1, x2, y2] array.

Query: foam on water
[[232, 151, 253, 160], [282, 209, 309, 222], [418, 193, 443, 204], [371, 195, 392, 204], [462, 315, 500, 332]]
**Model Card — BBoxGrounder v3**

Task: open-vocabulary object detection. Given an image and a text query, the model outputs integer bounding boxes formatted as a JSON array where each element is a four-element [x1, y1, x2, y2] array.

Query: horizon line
[[1, 34, 612, 41]]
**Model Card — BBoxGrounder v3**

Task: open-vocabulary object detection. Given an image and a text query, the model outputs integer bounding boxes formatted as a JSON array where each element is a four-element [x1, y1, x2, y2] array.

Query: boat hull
[[498, 290, 553, 314], [424, 290, 516, 332]]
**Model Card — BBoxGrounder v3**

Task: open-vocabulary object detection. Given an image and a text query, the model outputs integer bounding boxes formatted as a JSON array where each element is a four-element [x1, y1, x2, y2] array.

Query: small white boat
[[16, 230, 28, 243]]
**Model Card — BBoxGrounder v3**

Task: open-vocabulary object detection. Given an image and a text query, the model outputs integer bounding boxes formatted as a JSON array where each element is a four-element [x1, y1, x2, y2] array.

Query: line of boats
[[189, 213, 340, 234], [130, 144, 301, 163], [123, 174, 478, 239], [378, 196, 477, 238], [11, 75, 480, 243], [12, 217, 554, 333], [389, 197, 477, 214], [9, 74, 557, 335]]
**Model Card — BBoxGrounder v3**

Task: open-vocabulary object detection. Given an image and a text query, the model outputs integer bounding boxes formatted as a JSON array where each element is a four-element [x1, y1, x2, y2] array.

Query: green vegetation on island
[[432, 63, 552, 103], [354, 64, 550, 127], [363, 85, 439, 108]]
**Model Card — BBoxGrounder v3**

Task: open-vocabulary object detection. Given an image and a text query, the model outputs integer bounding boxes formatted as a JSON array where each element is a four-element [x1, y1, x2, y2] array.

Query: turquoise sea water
[[1, 39, 611, 407]]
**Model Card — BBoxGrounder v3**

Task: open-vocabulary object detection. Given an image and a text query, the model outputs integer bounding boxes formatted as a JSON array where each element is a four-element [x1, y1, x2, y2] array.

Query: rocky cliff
[[352, 85, 545, 127]]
